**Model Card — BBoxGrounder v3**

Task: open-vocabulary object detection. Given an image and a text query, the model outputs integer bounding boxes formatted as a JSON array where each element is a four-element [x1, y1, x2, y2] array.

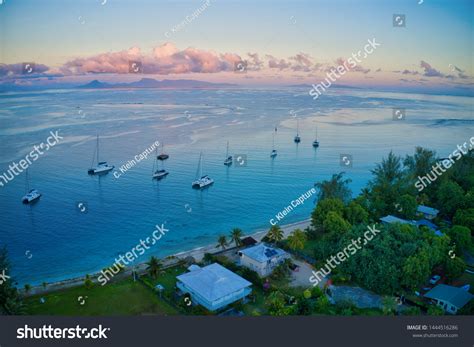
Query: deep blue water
[[0, 87, 472, 285]]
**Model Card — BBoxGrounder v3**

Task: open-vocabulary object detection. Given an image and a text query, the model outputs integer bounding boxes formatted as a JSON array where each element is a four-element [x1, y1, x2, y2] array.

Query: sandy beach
[[24, 219, 311, 297]]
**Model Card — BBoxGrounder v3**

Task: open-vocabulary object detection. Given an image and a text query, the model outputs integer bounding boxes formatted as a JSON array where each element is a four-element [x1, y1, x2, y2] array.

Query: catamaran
[[88, 135, 114, 175], [22, 169, 41, 204], [312, 126, 320, 148], [294, 118, 301, 143], [192, 152, 214, 189], [153, 148, 169, 180], [157, 142, 169, 161], [224, 141, 233, 166], [270, 127, 277, 158]]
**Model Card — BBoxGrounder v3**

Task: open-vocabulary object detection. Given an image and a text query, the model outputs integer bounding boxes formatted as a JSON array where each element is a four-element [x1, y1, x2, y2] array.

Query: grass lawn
[[141, 265, 187, 295], [242, 286, 267, 316], [25, 278, 179, 316]]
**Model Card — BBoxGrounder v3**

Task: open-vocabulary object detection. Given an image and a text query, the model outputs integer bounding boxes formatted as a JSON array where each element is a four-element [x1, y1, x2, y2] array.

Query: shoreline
[[23, 218, 311, 297]]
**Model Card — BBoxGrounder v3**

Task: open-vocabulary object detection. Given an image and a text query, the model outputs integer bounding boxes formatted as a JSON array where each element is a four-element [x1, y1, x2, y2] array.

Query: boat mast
[[272, 129, 275, 150], [226, 141, 229, 158], [96, 134, 99, 164], [200, 152, 203, 177], [297, 118, 299, 136], [25, 168, 29, 193]]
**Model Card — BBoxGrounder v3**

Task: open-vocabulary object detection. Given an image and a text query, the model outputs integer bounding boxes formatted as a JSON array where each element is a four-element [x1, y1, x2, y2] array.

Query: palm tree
[[314, 172, 352, 203], [23, 284, 31, 295], [287, 229, 307, 251], [230, 228, 243, 248], [217, 235, 228, 250], [266, 225, 284, 244], [146, 256, 162, 278]]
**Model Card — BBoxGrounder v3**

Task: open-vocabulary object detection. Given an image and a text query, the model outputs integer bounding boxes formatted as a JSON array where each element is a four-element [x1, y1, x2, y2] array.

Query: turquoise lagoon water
[[0, 87, 472, 285]]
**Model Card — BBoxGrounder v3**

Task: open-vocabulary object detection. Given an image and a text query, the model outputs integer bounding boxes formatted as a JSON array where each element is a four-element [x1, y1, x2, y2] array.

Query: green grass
[[242, 286, 267, 316], [25, 278, 179, 316]]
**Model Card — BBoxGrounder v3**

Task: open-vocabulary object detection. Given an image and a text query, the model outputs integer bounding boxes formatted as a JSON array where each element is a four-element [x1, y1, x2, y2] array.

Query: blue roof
[[417, 205, 440, 216], [424, 284, 473, 308], [380, 215, 415, 225], [240, 243, 287, 263], [176, 263, 251, 302]]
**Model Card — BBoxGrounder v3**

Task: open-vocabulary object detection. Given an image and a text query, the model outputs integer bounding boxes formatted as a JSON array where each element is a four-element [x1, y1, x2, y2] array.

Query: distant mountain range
[[78, 78, 237, 89]]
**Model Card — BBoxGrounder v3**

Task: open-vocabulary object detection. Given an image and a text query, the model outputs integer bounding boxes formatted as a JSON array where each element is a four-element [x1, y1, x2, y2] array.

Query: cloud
[[62, 43, 243, 75], [329, 58, 370, 74], [420, 60, 444, 77], [289, 53, 313, 72], [246, 53, 264, 70], [266, 55, 291, 70], [0, 63, 50, 77]]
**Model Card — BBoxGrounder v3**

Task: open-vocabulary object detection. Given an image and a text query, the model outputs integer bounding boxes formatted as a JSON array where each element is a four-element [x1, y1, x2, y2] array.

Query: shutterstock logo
[[17, 325, 110, 340]]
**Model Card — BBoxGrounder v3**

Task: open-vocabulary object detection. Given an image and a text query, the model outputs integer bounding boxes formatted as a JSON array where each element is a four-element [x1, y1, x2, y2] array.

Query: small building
[[417, 205, 440, 220], [424, 284, 473, 314], [241, 236, 258, 247], [176, 263, 252, 311], [416, 219, 443, 236], [238, 243, 289, 277], [380, 215, 416, 226]]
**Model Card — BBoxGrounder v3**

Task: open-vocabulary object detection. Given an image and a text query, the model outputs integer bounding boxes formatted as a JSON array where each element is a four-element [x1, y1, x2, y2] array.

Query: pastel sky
[[0, 0, 472, 92]]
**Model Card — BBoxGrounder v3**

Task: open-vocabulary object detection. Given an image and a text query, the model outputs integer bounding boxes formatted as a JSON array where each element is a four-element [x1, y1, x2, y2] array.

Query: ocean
[[0, 86, 472, 285]]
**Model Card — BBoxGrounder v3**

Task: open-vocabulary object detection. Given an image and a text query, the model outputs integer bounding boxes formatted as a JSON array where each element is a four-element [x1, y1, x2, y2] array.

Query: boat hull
[[88, 165, 114, 175]]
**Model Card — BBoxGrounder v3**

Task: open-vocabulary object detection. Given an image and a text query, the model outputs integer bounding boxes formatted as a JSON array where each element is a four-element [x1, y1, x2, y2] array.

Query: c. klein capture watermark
[[309, 224, 381, 287], [98, 223, 169, 285], [0, 130, 63, 188], [113, 141, 160, 179], [309, 38, 381, 100], [415, 136, 473, 192], [164, 0, 211, 38], [270, 187, 316, 226]]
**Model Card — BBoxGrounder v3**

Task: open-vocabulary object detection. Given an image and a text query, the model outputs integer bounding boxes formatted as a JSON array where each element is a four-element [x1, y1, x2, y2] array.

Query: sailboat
[[192, 152, 214, 189], [312, 126, 320, 148], [294, 118, 301, 143], [88, 135, 114, 175], [157, 142, 169, 161], [224, 141, 233, 166], [22, 169, 41, 204], [270, 127, 277, 158], [153, 148, 169, 180]]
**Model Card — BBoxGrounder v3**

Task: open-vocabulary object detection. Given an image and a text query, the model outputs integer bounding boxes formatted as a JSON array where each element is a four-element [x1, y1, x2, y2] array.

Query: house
[[424, 284, 473, 314], [176, 263, 252, 311], [380, 215, 416, 226], [416, 219, 443, 236], [417, 205, 440, 220], [238, 243, 289, 277]]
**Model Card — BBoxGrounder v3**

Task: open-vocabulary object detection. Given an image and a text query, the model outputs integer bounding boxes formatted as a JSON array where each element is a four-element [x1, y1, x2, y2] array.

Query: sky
[[0, 0, 473, 93]]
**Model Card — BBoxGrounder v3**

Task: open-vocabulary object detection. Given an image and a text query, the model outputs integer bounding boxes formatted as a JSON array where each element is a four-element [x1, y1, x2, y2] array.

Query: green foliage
[[265, 291, 289, 316], [216, 235, 228, 250], [401, 251, 430, 291], [397, 194, 418, 220], [445, 257, 466, 282], [311, 198, 345, 229], [382, 296, 397, 316], [403, 306, 422, 316], [447, 226, 472, 253], [314, 172, 352, 203], [0, 247, 24, 315], [344, 201, 369, 225], [146, 256, 162, 279], [453, 208, 474, 234], [427, 304, 444, 316], [323, 211, 351, 236], [230, 228, 243, 247], [435, 180, 465, 218], [84, 274, 94, 289], [287, 229, 307, 251], [202, 253, 215, 265], [404, 147, 438, 180], [266, 225, 284, 243]]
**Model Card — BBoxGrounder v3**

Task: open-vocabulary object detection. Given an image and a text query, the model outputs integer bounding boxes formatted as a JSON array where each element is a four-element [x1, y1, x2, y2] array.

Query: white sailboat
[[270, 127, 277, 158], [224, 141, 232, 166], [153, 148, 169, 180], [22, 169, 41, 204], [312, 126, 320, 148], [192, 152, 214, 189], [294, 118, 301, 143], [88, 135, 114, 175]]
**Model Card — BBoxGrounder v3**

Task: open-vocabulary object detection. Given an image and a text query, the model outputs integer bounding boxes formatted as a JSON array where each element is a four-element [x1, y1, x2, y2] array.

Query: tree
[[447, 226, 472, 253], [453, 208, 474, 234], [435, 181, 465, 218], [397, 194, 418, 220], [84, 274, 94, 289], [265, 291, 288, 316], [323, 211, 351, 236], [146, 256, 162, 278], [315, 172, 352, 203], [311, 198, 345, 229], [287, 229, 307, 251], [401, 251, 430, 290], [344, 201, 369, 225], [0, 247, 24, 315], [445, 257, 466, 282], [382, 296, 397, 316], [266, 225, 284, 244], [230, 228, 243, 248], [202, 253, 214, 265], [404, 147, 438, 181], [24, 284, 31, 295], [216, 235, 228, 250]]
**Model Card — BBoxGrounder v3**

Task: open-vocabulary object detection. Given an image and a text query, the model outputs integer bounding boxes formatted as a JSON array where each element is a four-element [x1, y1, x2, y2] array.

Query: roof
[[416, 219, 439, 231], [239, 243, 287, 263], [424, 284, 473, 308], [380, 215, 415, 225], [176, 263, 251, 302], [417, 205, 440, 216], [241, 236, 258, 246]]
